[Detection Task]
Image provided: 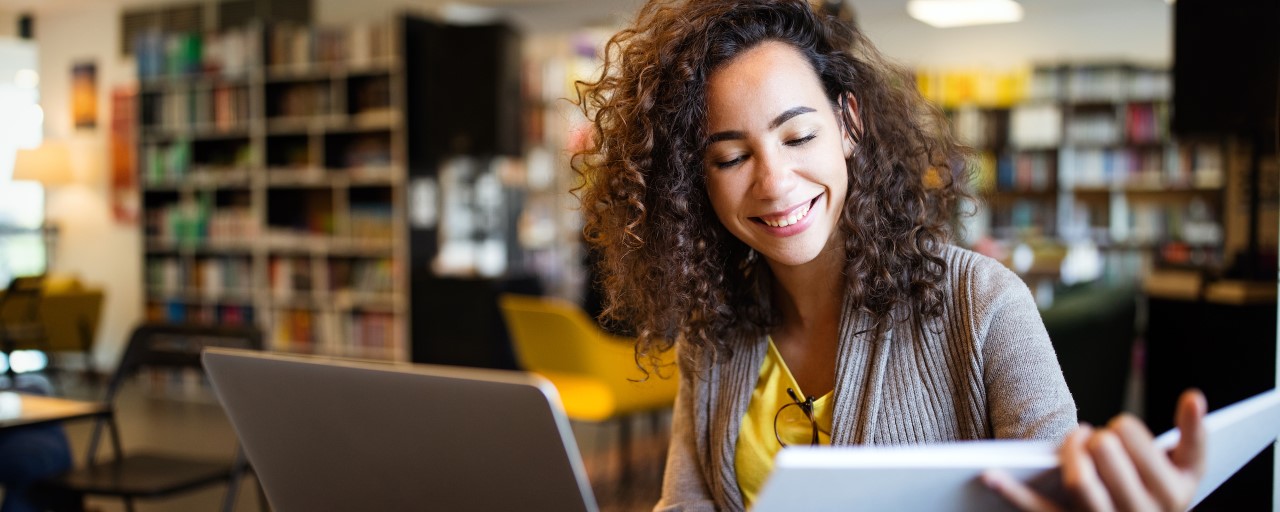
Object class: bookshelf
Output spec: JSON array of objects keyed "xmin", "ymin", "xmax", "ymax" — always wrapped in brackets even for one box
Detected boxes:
[
  {"xmin": 137, "ymin": 20, "xmax": 409, "ymax": 361},
  {"xmin": 929, "ymin": 63, "xmax": 1226, "ymax": 278}
]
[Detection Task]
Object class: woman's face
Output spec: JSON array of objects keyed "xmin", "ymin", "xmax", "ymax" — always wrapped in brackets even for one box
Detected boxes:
[{"xmin": 703, "ymin": 41, "xmax": 852, "ymax": 270}]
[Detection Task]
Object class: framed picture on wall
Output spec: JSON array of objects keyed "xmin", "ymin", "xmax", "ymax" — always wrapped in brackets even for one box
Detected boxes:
[{"xmin": 72, "ymin": 61, "xmax": 97, "ymax": 130}]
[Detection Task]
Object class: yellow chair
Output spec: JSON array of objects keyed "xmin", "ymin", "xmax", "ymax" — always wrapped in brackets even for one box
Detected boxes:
[{"xmin": 498, "ymin": 293, "xmax": 678, "ymax": 483}]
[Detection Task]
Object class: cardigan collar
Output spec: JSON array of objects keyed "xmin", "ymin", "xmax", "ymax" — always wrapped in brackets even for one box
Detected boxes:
[{"xmin": 701, "ymin": 292, "xmax": 893, "ymax": 510}]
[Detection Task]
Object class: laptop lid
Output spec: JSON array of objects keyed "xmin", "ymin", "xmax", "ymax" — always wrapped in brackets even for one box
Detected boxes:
[{"xmin": 203, "ymin": 348, "xmax": 598, "ymax": 512}]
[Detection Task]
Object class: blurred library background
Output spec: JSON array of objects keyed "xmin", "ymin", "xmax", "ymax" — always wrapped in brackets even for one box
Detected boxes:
[{"xmin": 0, "ymin": 0, "xmax": 1276, "ymax": 509}]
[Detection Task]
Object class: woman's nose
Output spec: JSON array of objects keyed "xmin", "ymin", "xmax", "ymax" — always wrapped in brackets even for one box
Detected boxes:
[{"xmin": 752, "ymin": 148, "xmax": 797, "ymax": 200}]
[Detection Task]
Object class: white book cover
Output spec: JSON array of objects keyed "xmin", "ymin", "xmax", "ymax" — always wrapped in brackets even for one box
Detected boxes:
[{"xmin": 754, "ymin": 389, "xmax": 1280, "ymax": 512}]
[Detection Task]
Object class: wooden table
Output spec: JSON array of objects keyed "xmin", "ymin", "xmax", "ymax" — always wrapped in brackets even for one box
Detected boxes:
[{"xmin": 0, "ymin": 391, "xmax": 108, "ymax": 431}]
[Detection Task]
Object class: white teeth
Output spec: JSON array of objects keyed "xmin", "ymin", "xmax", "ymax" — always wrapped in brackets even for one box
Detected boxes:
[{"xmin": 762, "ymin": 201, "xmax": 811, "ymax": 228}]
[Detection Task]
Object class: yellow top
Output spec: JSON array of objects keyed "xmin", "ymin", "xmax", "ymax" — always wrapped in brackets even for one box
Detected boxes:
[{"xmin": 735, "ymin": 337, "xmax": 833, "ymax": 508}]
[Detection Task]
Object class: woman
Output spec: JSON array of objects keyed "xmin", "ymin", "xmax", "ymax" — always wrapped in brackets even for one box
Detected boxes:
[{"xmin": 573, "ymin": 0, "xmax": 1206, "ymax": 510}]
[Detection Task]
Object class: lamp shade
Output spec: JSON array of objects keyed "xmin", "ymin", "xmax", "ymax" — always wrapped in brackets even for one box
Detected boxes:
[{"xmin": 13, "ymin": 142, "xmax": 74, "ymax": 186}]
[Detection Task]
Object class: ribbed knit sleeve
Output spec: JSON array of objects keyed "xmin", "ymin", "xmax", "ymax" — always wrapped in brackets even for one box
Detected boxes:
[
  {"xmin": 958, "ymin": 250, "xmax": 1078, "ymax": 440},
  {"xmin": 654, "ymin": 347, "xmax": 718, "ymax": 512}
]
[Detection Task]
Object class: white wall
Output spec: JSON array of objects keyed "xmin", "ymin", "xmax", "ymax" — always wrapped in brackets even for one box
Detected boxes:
[
  {"xmin": 35, "ymin": 3, "xmax": 141, "ymax": 371},
  {"xmin": 863, "ymin": 2, "xmax": 1172, "ymax": 69},
  {"xmin": 0, "ymin": 10, "xmax": 17, "ymax": 38}
]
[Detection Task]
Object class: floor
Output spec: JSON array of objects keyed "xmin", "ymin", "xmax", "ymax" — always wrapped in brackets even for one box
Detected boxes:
[{"xmin": 26, "ymin": 371, "xmax": 667, "ymax": 512}]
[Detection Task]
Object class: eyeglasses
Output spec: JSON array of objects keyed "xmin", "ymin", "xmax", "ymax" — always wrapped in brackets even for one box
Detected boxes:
[{"xmin": 773, "ymin": 387, "xmax": 822, "ymax": 447}]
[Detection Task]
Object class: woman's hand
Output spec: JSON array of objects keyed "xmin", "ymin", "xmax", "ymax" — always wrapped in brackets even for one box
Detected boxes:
[{"xmin": 983, "ymin": 389, "xmax": 1207, "ymax": 512}]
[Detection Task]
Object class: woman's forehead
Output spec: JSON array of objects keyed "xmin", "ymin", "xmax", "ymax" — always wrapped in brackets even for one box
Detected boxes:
[{"xmin": 705, "ymin": 42, "xmax": 831, "ymax": 128}]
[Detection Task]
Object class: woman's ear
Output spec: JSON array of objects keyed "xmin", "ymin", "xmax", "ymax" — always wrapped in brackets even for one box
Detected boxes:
[{"xmin": 840, "ymin": 93, "xmax": 861, "ymax": 158}]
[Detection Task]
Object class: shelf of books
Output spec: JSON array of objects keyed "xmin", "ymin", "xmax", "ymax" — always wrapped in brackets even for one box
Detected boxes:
[
  {"xmin": 918, "ymin": 63, "xmax": 1226, "ymax": 278},
  {"xmin": 138, "ymin": 19, "xmax": 409, "ymax": 361}
]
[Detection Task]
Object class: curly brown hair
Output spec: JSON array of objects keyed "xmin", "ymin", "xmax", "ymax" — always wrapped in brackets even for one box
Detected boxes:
[{"xmin": 574, "ymin": 0, "xmax": 972, "ymax": 371}]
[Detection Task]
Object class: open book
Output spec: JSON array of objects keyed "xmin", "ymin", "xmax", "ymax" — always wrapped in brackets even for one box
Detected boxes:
[{"xmin": 753, "ymin": 389, "xmax": 1280, "ymax": 512}]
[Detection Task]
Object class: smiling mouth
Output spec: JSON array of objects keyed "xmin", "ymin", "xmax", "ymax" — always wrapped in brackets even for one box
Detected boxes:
[{"xmin": 752, "ymin": 193, "xmax": 823, "ymax": 228}]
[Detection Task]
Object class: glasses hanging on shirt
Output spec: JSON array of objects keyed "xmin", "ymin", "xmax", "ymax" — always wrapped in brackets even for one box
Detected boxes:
[{"xmin": 773, "ymin": 387, "xmax": 822, "ymax": 447}]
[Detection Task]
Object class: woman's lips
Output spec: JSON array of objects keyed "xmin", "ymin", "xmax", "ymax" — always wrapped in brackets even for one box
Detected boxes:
[{"xmin": 751, "ymin": 193, "xmax": 823, "ymax": 237}]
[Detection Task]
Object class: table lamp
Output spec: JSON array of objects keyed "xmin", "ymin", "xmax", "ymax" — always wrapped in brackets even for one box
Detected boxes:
[{"xmin": 12, "ymin": 142, "xmax": 73, "ymax": 271}]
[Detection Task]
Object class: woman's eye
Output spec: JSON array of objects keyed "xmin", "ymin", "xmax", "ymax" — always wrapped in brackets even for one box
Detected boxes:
[
  {"xmin": 785, "ymin": 133, "xmax": 817, "ymax": 146},
  {"xmin": 715, "ymin": 155, "xmax": 746, "ymax": 169}
]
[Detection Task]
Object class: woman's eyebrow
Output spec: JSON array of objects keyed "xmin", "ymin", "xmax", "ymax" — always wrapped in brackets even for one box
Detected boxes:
[
  {"xmin": 769, "ymin": 106, "xmax": 816, "ymax": 129},
  {"xmin": 707, "ymin": 105, "xmax": 818, "ymax": 143}
]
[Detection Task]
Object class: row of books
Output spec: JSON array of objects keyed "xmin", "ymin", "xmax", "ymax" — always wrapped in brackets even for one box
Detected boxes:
[
  {"xmin": 337, "ymin": 133, "xmax": 393, "ymax": 168},
  {"xmin": 349, "ymin": 204, "xmax": 394, "ymax": 239},
  {"xmin": 1062, "ymin": 103, "xmax": 1170, "ymax": 146},
  {"xmin": 273, "ymin": 308, "xmax": 319, "ymax": 349},
  {"xmin": 949, "ymin": 102, "xmax": 1170, "ymax": 150},
  {"xmin": 142, "ymin": 140, "xmax": 192, "ymax": 183},
  {"xmin": 272, "ymin": 256, "xmax": 396, "ymax": 298},
  {"xmin": 1060, "ymin": 147, "xmax": 1224, "ymax": 189},
  {"xmin": 344, "ymin": 311, "xmax": 397, "ymax": 349},
  {"xmin": 269, "ymin": 82, "xmax": 332, "ymax": 118},
  {"xmin": 147, "ymin": 301, "xmax": 256, "ymax": 326},
  {"xmin": 991, "ymin": 199, "xmax": 1057, "ymax": 236},
  {"xmin": 995, "ymin": 151, "xmax": 1056, "ymax": 192},
  {"xmin": 269, "ymin": 309, "xmax": 398, "ymax": 352},
  {"xmin": 136, "ymin": 26, "xmax": 262, "ymax": 79},
  {"xmin": 1062, "ymin": 199, "xmax": 1222, "ymax": 247},
  {"xmin": 1065, "ymin": 113, "xmax": 1122, "ymax": 146},
  {"xmin": 143, "ymin": 139, "xmax": 395, "ymax": 179},
  {"xmin": 270, "ymin": 257, "xmax": 314, "ymax": 299},
  {"xmin": 148, "ymin": 255, "xmax": 394, "ymax": 305},
  {"xmin": 915, "ymin": 68, "xmax": 1028, "ymax": 108},
  {"xmin": 1124, "ymin": 103, "xmax": 1169, "ymax": 145},
  {"xmin": 136, "ymin": 20, "xmax": 397, "ymax": 80},
  {"xmin": 208, "ymin": 207, "xmax": 257, "ymax": 241},
  {"xmin": 1129, "ymin": 201, "xmax": 1222, "ymax": 246},
  {"xmin": 266, "ymin": 21, "xmax": 396, "ymax": 69},
  {"xmin": 954, "ymin": 106, "xmax": 1169, "ymax": 151},
  {"xmin": 144, "ymin": 198, "xmax": 255, "ymax": 245},
  {"xmin": 144, "ymin": 197, "xmax": 208, "ymax": 244},
  {"xmin": 142, "ymin": 85, "xmax": 251, "ymax": 132},
  {"xmin": 336, "ymin": 258, "xmax": 395, "ymax": 295},
  {"xmin": 951, "ymin": 106, "xmax": 1009, "ymax": 149},
  {"xmin": 350, "ymin": 76, "xmax": 392, "ymax": 115},
  {"xmin": 1029, "ymin": 65, "xmax": 1170, "ymax": 103},
  {"xmin": 146, "ymin": 256, "xmax": 254, "ymax": 297}
]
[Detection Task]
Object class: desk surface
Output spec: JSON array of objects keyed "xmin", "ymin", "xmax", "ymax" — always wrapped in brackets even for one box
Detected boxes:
[{"xmin": 0, "ymin": 391, "xmax": 108, "ymax": 430}]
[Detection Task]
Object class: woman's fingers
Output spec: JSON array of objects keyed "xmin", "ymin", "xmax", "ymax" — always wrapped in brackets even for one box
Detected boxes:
[
  {"xmin": 1170, "ymin": 389, "xmax": 1208, "ymax": 477},
  {"xmin": 1060, "ymin": 426, "xmax": 1117, "ymax": 512},
  {"xmin": 1107, "ymin": 414, "xmax": 1188, "ymax": 509},
  {"xmin": 1087, "ymin": 428, "xmax": 1161, "ymax": 511},
  {"xmin": 1038, "ymin": 390, "xmax": 1207, "ymax": 512},
  {"xmin": 981, "ymin": 469, "xmax": 1064, "ymax": 512},
  {"xmin": 1084, "ymin": 389, "xmax": 1206, "ymax": 512}
]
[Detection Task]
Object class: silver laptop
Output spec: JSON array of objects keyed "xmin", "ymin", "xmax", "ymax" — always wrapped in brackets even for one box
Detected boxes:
[{"xmin": 202, "ymin": 348, "xmax": 598, "ymax": 512}]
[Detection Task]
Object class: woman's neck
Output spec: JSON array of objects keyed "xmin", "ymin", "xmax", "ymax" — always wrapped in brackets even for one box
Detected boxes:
[
  {"xmin": 765, "ymin": 244, "xmax": 845, "ymax": 397},
  {"xmin": 767, "ymin": 245, "xmax": 844, "ymax": 340}
]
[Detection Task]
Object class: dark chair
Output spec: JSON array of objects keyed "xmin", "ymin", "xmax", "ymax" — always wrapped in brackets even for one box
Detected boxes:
[
  {"xmin": 1041, "ymin": 282, "xmax": 1138, "ymax": 426},
  {"xmin": 34, "ymin": 323, "xmax": 266, "ymax": 512},
  {"xmin": 0, "ymin": 275, "xmax": 51, "ymax": 382}
]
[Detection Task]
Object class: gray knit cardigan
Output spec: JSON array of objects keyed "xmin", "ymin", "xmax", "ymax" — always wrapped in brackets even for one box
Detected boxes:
[{"xmin": 654, "ymin": 245, "xmax": 1078, "ymax": 511}]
